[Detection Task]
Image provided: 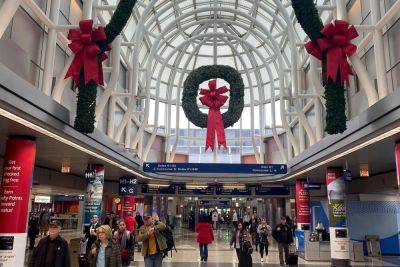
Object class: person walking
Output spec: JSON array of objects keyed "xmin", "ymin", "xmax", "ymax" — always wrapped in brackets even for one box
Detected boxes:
[
  {"xmin": 39, "ymin": 208, "xmax": 50, "ymax": 237},
  {"xmin": 273, "ymin": 216, "xmax": 294, "ymax": 266},
  {"xmin": 29, "ymin": 220, "xmax": 70, "ymax": 267},
  {"xmin": 257, "ymin": 218, "xmax": 272, "ymax": 263},
  {"xmin": 137, "ymin": 214, "xmax": 167, "ymax": 267},
  {"xmin": 230, "ymin": 222, "xmax": 253, "ymax": 267},
  {"xmin": 114, "ymin": 220, "xmax": 133, "ymax": 267},
  {"xmin": 88, "ymin": 225, "xmax": 121, "ymax": 267},
  {"xmin": 212, "ymin": 210, "xmax": 218, "ymax": 230},
  {"xmin": 249, "ymin": 215, "xmax": 259, "ymax": 251},
  {"xmin": 232, "ymin": 210, "xmax": 238, "ymax": 228},
  {"xmin": 28, "ymin": 212, "xmax": 40, "ymax": 250},
  {"xmin": 243, "ymin": 212, "xmax": 251, "ymax": 229},
  {"xmin": 195, "ymin": 215, "xmax": 214, "ymax": 262},
  {"xmin": 85, "ymin": 215, "xmax": 101, "ymax": 256}
]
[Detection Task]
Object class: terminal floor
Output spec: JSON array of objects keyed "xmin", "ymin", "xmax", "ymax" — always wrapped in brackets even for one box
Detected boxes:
[{"xmin": 28, "ymin": 227, "xmax": 400, "ymax": 266}]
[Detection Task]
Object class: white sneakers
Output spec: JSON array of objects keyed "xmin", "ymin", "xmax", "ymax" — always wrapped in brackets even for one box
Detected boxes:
[{"xmin": 261, "ymin": 258, "xmax": 264, "ymax": 263}]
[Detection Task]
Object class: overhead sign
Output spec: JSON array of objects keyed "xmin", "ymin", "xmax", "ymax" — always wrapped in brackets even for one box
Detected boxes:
[
  {"xmin": 34, "ymin": 195, "xmax": 51, "ymax": 203},
  {"xmin": 119, "ymin": 177, "xmax": 138, "ymax": 196},
  {"xmin": 199, "ymin": 199, "xmax": 231, "ymax": 206},
  {"xmin": 216, "ymin": 187, "xmax": 252, "ymax": 196},
  {"xmin": 141, "ymin": 185, "xmax": 176, "ymax": 195},
  {"xmin": 255, "ymin": 186, "xmax": 290, "ymax": 195},
  {"xmin": 143, "ymin": 162, "xmax": 287, "ymax": 174},
  {"xmin": 304, "ymin": 183, "xmax": 322, "ymax": 190},
  {"xmin": 176, "ymin": 185, "xmax": 214, "ymax": 195}
]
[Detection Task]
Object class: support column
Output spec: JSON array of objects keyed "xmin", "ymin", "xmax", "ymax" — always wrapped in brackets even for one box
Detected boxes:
[
  {"xmin": 42, "ymin": 0, "xmax": 60, "ymax": 96},
  {"xmin": 370, "ymin": 0, "xmax": 389, "ymax": 98},
  {"xmin": 394, "ymin": 143, "xmax": 400, "ymax": 193},
  {"xmin": 0, "ymin": 136, "xmax": 36, "ymax": 267},
  {"xmin": 326, "ymin": 167, "xmax": 350, "ymax": 266},
  {"xmin": 83, "ymin": 164, "xmax": 105, "ymax": 225},
  {"xmin": 295, "ymin": 180, "xmax": 310, "ymax": 230}
]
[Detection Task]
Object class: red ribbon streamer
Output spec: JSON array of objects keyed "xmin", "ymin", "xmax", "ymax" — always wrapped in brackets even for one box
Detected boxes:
[
  {"xmin": 199, "ymin": 80, "xmax": 229, "ymax": 151},
  {"xmin": 305, "ymin": 20, "xmax": 358, "ymax": 85},
  {"xmin": 65, "ymin": 20, "xmax": 110, "ymax": 88}
]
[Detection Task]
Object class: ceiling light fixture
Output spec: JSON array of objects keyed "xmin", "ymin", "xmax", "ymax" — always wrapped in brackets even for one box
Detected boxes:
[
  {"xmin": 148, "ymin": 183, "xmax": 170, "ymax": 188},
  {"xmin": 186, "ymin": 183, "xmax": 208, "ymax": 189},
  {"xmin": 0, "ymin": 107, "xmax": 151, "ymax": 180},
  {"xmin": 222, "ymin": 184, "xmax": 246, "ymax": 190}
]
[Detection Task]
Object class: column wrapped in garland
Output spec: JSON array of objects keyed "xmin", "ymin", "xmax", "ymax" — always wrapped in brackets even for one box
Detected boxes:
[
  {"xmin": 292, "ymin": 0, "xmax": 358, "ymax": 134},
  {"xmin": 65, "ymin": 0, "xmax": 137, "ymax": 133}
]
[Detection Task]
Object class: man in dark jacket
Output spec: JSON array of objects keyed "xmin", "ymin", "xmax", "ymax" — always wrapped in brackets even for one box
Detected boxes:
[
  {"xmin": 29, "ymin": 220, "xmax": 70, "ymax": 267},
  {"xmin": 84, "ymin": 214, "xmax": 101, "ymax": 255},
  {"xmin": 273, "ymin": 216, "xmax": 294, "ymax": 266},
  {"xmin": 28, "ymin": 212, "xmax": 40, "ymax": 250}
]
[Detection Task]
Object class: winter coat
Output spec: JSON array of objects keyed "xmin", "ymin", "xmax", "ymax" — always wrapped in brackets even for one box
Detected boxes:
[
  {"xmin": 230, "ymin": 229, "xmax": 251, "ymax": 249},
  {"xmin": 196, "ymin": 222, "xmax": 214, "ymax": 244},
  {"xmin": 136, "ymin": 221, "xmax": 167, "ymax": 257},
  {"xmin": 88, "ymin": 240, "xmax": 121, "ymax": 267},
  {"xmin": 29, "ymin": 235, "xmax": 70, "ymax": 267},
  {"xmin": 273, "ymin": 223, "xmax": 294, "ymax": 244}
]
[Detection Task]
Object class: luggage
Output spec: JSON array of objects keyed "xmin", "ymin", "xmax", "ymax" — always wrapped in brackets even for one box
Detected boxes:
[{"xmin": 288, "ymin": 254, "xmax": 298, "ymax": 266}]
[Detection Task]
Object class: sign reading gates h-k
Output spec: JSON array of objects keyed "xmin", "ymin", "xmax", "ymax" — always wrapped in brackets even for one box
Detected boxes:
[
  {"xmin": 143, "ymin": 162, "xmax": 287, "ymax": 174},
  {"xmin": 119, "ymin": 177, "xmax": 138, "ymax": 196}
]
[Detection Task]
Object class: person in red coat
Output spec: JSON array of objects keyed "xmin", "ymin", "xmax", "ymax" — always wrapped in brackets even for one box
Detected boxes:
[
  {"xmin": 196, "ymin": 214, "xmax": 214, "ymax": 262},
  {"xmin": 124, "ymin": 211, "xmax": 137, "ymax": 232}
]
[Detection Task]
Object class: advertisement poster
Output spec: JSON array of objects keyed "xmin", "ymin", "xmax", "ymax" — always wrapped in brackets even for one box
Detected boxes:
[
  {"xmin": 295, "ymin": 180, "xmax": 310, "ymax": 227},
  {"xmin": 0, "ymin": 138, "xmax": 36, "ymax": 267},
  {"xmin": 83, "ymin": 165, "xmax": 104, "ymax": 224},
  {"xmin": 326, "ymin": 167, "xmax": 349, "ymax": 260}
]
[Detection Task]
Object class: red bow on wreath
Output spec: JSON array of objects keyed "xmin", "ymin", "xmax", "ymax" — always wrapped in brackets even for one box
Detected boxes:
[
  {"xmin": 199, "ymin": 80, "xmax": 229, "ymax": 151},
  {"xmin": 305, "ymin": 20, "xmax": 358, "ymax": 85},
  {"xmin": 65, "ymin": 20, "xmax": 111, "ymax": 88}
]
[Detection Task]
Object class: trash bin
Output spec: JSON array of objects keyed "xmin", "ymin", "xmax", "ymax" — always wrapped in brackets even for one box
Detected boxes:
[
  {"xmin": 349, "ymin": 240, "xmax": 364, "ymax": 262},
  {"xmin": 365, "ymin": 235, "xmax": 381, "ymax": 257}
]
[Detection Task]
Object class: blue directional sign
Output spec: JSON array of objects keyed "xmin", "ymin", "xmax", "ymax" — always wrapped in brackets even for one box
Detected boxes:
[
  {"xmin": 216, "ymin": 187, "xmax": 252, "ymax": 196},
  {"xmin": 143, "ymin": 162, "xmax": 287, "ymax": 174},
  {"xmin": 119, "ymin": 177, "xmax": 138, "ymax": 195},
  {"xmin": 255, "ymin": 186, "xmax": 290, "ymax": 196},
  {"xmin": 304, "ymin": 183, "xmax": 322, "ymax": 190}
]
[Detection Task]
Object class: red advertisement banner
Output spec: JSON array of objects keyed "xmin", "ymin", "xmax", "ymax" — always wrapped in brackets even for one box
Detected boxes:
[
  {"xmin": 0, "ymin": 138, "xmax": 36, "ymax": 233},
  {"xmin": 295, "ymin": 180, "xmax": 310, "ymax": 224}
]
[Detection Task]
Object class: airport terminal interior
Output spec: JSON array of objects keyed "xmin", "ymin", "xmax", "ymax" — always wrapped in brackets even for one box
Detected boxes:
[{"xmin": 1, "ymin": 0, "xmax": 400, "ymax": 266}]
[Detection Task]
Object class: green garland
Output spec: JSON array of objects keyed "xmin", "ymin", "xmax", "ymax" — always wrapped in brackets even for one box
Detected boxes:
[
  {"xmin": 182, "ymin": 65, "xmax": 244, "ymax": 128},
  {"xmin": 292, "ymin": 0, "xmax": 347, "ymax": 134},
  {"xmin": 74, "ymin": 0, "xmax": 137, "ymax": 133}
]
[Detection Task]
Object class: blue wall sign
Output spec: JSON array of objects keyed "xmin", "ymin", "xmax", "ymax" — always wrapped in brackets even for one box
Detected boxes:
[
  {"xmin": 143, "ymin": 162, "xmax": 287, "ymax": 174},
  {"xmin": 119, "ymin": 177, "xmax": 138, "ymax": 195},
  {"xmin": 255, "ymin": 186, "xmax": 290, "ymax": 196},
  {"xmin": 199, "ymin": 200, "xmax": 231, "ymax": 206}
]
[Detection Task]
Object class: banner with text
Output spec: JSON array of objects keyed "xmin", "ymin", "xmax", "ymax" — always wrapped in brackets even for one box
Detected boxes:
[
  {"xmin": 295, "ymin": 180, "xmax": 310, "ymax": 228},
  {"xmin": 0, "ymin": 137, "xmax": 36, "ymax": 267},
  {"xmin": 326, "ymin": 167, "xmax": 349, "ymax": 260},
  {"xmin": 83, "ymin": 165, "xmax": 105, "ymax": 225}
]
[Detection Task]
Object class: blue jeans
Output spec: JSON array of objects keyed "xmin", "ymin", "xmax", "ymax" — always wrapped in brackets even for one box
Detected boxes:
[
  {"xmin": 199, "ymin": 243, "xmax": 208, "ymax": 260},
  {"xmin": 144, "ymin": 252, "xmax": 163, "ymax": 267}
]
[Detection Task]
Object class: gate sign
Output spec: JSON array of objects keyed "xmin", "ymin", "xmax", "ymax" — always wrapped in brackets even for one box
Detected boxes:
[
  {"xmin": 143, "ymin": 162, "xmax": 287, "ymax": 174},
  {"xmin": 119, "ymin": 177, "xmax": 138, "ymax": 196}
]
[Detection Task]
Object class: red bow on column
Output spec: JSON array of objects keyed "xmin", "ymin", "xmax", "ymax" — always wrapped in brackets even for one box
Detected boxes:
[
  {"xmin": 199, "ymin": 80, "xmax": 229, "ymax": 151},
  {"xmin": 305, "ymin": 20, "xmax": 358, "ymax": 85},
  {"xmin": 65, "ymin": 20, "xmax": 111, "ymax": 88}
]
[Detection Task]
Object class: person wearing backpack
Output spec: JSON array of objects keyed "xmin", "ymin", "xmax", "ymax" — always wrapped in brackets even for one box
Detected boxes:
[
  {"xmin": 273, "ymin": 216, "xmax": 294, "ymax": 266},
  {"xmin": 195, "ymin": 214, "xmax": 214, "ymax": 262},
  {"xmin": 136, "ymin": 214, "xmax": 167, "ymax": 267},
  {"xmin": 161, "ymin": 217, "xmax": 177, "ymax": 258}
]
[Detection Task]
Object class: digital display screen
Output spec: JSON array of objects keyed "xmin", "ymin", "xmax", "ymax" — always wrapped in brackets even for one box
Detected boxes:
[
  {"xmin": 0, "ymin": 236, "xmax": 14, "ymax": 250},
  {"xmin": 335, "ymin": 229, "xmax": 348, "ymax": 238}
]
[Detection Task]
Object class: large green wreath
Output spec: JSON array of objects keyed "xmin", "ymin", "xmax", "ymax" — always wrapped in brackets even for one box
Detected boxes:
[
  {"xmin": 182, "ymin": 65, "xmax": 244, "ymax": 128},
  {"xmin": 74, "ymin": 0, "xmax": 137, "ymax": 133},
  {"xmin": 292, "ymin": 0, "xmax": 347, "ymax": 134}
]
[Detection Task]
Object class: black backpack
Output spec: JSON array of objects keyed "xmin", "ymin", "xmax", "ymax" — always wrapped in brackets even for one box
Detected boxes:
[{"xmin": 162, "ymin": 225, "xmax": 177, "ymax": 257}]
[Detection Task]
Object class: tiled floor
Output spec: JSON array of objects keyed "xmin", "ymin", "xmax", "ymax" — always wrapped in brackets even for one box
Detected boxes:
[{"xmin": 27, "ymin": 227, "xmax": 400, "ymax": 266}]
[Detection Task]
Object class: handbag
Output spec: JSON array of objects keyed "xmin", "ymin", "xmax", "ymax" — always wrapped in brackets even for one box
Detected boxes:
[
  {"xmin": 120, "ymin": 248, "xmax": 129, "ymax": 260},
  {"xmin": 243, "ymin": 241, "xmax": 253, "ymax": 255}
]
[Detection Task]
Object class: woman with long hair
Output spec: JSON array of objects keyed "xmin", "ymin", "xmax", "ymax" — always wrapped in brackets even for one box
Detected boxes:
[
  {"xmin": 114, "ymin": 220, "xmax": 133, "ymax": 266},
  {"xmin": 88, "ymin": 225, "xmax": 121, "ymax": 267},
  {"xmin": 195, "ymin": 214, "xmax": 214, "ymax": 262},
  {"xmin": 230, "ymin": 222, "xmax": 252, "ymax": 267},
  {"xmin": 257, "ymin": 218, "xmax": 272, "ymax": 263}
]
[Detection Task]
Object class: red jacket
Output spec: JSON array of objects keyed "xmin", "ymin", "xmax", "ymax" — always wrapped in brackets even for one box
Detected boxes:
[
  {"xmin": 196, "ymin": 222, "xmax": 214, "ymax": 244},
  {"xmin": 124, "ymin": 216, "xmax": 137, "ymax": 232}
]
